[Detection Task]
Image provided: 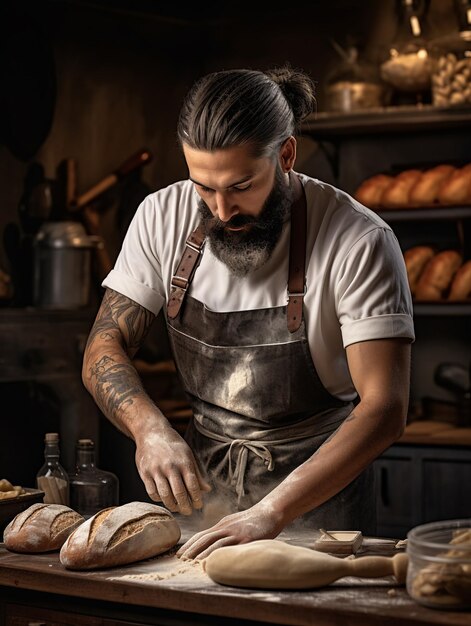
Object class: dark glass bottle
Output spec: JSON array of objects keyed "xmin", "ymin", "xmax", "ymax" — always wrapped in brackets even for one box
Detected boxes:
[
  {"xmin": 69, "ymin": 439, "xmax": 119, "ymax": 518},
  {"xmin": 36, "ymin": 432, "xmax": 69, "ymax": 505}
]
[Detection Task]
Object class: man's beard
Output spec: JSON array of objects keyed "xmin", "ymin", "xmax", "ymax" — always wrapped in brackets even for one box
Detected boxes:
[{"xmin": 198, "ymin": 168, "xmax": 294, "ymax": 277}]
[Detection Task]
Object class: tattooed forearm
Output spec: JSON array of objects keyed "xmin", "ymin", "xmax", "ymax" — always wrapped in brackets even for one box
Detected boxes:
[
  {"xmin": 87, "ymin": 289, "xmax": 155, "ymax": 355},
  {"xmin": 82, "ymin": 289, "xmax": 159, "ymax": 437},
  {"xmin": 90, "ymin": 354, "xmax": 147, "ymax": 421}
]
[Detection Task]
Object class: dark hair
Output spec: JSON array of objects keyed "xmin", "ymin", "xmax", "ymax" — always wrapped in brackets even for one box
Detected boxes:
[{"xmin": 177, "ymin": 65, "xmax": 316, "ymax": 158}]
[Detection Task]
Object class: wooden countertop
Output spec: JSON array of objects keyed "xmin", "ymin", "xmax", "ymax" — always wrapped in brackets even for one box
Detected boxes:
[
  {"xmin": 398, "ymin": 420, "xmax": 471, "ymax": 447},
  {"xmin": 0, "ymin": 524, "xmax": 469, "ymax": 626}
]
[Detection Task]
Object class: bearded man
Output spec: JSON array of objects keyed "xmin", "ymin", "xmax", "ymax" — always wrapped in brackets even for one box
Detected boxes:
[{"xmin": 82, "ymin": 66, "xmax": 414, "ymax": 559}]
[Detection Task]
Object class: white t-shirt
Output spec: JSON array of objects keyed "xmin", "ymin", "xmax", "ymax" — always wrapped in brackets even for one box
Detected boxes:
[{"xmin": 103, "ymin": 172, "xmax": 415, "ymax": 401}]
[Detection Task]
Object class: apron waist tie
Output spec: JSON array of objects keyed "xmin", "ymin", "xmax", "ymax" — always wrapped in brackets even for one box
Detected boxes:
[
  {"xmin": 228, "ymin": 439, "xmax": 275, "ymax": 501},
  {"xmin": 193, "ymin": 418, "xmax": 326, "ymax": 505}
]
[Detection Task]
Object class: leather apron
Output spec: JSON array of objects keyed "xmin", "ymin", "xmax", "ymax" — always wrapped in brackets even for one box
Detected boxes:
[{"xmin": 166, "ymin": 175, "xmax": 376, "ymax": 533}]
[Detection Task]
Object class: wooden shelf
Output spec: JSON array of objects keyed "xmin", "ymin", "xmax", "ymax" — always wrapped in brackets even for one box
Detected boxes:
[
  {"xmin": 375, "ymin": 205, "xmax": 471, "ymax": 222},
  {"xmin": 413, "ymin": 302, "xmax": 471, "ymax": 316},
  {"xmin": 301, "ymin": 105, "xmax": 471, "ymax": 138}
]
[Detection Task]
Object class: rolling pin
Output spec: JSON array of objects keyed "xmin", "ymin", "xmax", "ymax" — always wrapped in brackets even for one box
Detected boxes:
[{"xmin": 203, "ymin": 539, "xmax": 408, "ymax": 590}]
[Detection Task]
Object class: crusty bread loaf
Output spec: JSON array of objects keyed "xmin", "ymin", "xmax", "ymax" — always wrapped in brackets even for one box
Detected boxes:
[
  {"xmin": 448, "ymin": 260, "xmax": 471, "ymax": 301},
  {"xmin": 437, "ymin": 163, "xmax": 471, "ymax": 205},
  {"xmin": 403, "ymin": 246, "xmax": 435, "ymax": 295},
  {"xmin": 59, "ymin": 501, "xmax": 181, "ymax": 570},
  {"xmin": 415, "ymin": 250, "xmax": 463, "ymax": 300},
  {"xmin": 409, "ymin": 165, "xmax": 456, "ymax": 206},
  {"xmin": 3, "ymin": 503, "xmax": 84, "ymax": 553},
  {"xmin": 354, "ymin": 174, "xmax": 394, "ymax": 207},
  {"xmin": 380, "ymin": 169, "xmax": 423, "ymax": 207}
]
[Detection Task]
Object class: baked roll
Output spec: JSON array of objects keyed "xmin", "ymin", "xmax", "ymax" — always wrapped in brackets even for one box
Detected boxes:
[
  {"xmin": 448, "ymin": 260, "xmax": 471, "ymax": 301},
  {"xmin": 380, "ymin": 169, "xmax": 422, "ymax": 208},
  {"xmin": 354, "ymin": 174, "xmax": 394, "ymax": 208},
  {"xmin": 409, "ymin": 165, "xmax": 456, "ymax": 206},
  {"xmin": 415, "ymin": 250, "xmax": 463, "ymax": 300},
  {"xmin": 403, "ymin": 246, "xmax": 435, "ymax": 295},
  {"xmin": 437, "ymin": 163, "xmax": 471, "ymax": 205}
]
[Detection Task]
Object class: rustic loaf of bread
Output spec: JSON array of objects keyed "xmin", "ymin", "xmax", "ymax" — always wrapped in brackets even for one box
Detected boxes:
[
  {"xmin": 3, "ymin": 503, "xmax": 84, "ymax": 553},
  {"xmin": 415, "ymin": 250, "xmax": 463, "ymax": 300},
  {"xmin": 380, "ymin": 169, "xmax": 423, "ymax": 207},
  {"xmin": 409, "ymin": 165, "xmax": 456, "ymax": 206},
  {"xmin": 448, "ymin": 260, "xmax": 471, "ymax": 301},
  {"xmin": 437, "ymin": 163, "xmax": 471, "ymax": 205},
  {"xmin": 354, "ymin": 174, "xmax": 394, "ymax": 207},
  {"xmin": 59, "ymin": 501, "xmax": 181, "ymax": 570}
]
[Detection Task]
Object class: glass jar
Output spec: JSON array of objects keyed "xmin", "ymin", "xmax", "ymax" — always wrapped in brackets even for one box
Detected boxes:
[
  {"xmin": 380, "ymin": 0, "xmax": 433, "ymax": 102},
  {"xmin": 407, "ymin": 519, "xmax": 471, "ymax": 610},
  {"xmin": 36, "ymin": 432, "xmax": 69, "ymax": 505},
  {"xmin": 325, "ymin": 46, "xmax": 385, "ymax": 113},
  {"xmin": 430, "ymin": 30, "xmax": 471, "ymax": 107},
  {"xmin": 69, "ymin": 439, "xmax": 119, "ymax": 518}
]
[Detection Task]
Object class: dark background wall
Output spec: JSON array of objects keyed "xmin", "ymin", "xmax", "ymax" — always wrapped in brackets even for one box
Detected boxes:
[{"xmin": 0, "ymin": 0, "xmax": 457, "ymax": 268}]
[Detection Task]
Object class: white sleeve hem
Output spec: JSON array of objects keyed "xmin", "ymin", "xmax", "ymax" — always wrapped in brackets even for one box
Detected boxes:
[
  {"xmin": 341, "ymin": 314, "xmax": 415, "ymax": 348},
  {"xmin": 102, "ymin": 269, "xmax": 165, "ymax": 315}
]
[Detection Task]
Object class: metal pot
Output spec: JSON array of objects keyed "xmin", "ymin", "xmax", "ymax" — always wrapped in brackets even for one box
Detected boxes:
[{"xmin": 33, "ymin": 221, "xmax": 102, "ymax": 309}]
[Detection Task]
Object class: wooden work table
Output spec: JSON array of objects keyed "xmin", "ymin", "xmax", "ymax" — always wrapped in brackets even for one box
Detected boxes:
[{"xmin": 0, "ymin": 522, "xmax": 470, "ymax": 626}]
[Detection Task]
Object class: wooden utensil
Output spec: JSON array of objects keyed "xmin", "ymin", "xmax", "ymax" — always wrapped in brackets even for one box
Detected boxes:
[{"xmin": 204, "ymin": 539, "xmax": 409, "ymax": 590}]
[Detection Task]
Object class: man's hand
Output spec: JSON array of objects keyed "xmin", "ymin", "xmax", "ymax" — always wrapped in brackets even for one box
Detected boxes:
[
  {"xmin": 135, "ymin": 422, "xmax": 211, "ymax": 516},
  {"xmin": 176, "ymin": 502, "xmax": 284, "ymax": 560}
]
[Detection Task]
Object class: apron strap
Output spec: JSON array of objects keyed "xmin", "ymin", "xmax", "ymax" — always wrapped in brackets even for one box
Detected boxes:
[
  {"xmin": 167, "ymin": 224, "xmax": 206, "ymax": 319},
  {"xmin": 167, "ymin": 173, "xmax": 307, "ymax": 329},
  {"xmin": 287, "ymin": 172, "xmax": 307, "ymax": 333}
]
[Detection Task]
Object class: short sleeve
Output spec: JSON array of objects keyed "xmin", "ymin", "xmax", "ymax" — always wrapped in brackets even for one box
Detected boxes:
[
  {"xmin": 336, "ymin": 227, "xmax": 415, "ymax": 348},
  {"xmin": 102, "ymin": 195, "xmax": 165, "ymax": 315}
]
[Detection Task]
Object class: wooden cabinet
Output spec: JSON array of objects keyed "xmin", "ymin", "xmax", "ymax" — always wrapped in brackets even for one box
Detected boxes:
[{"xmin": 374, "ymin": 444, "xmax": 471, "ymax": 539}]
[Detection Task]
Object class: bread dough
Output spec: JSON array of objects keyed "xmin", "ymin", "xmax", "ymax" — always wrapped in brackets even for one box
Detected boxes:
[{"xmin": 204, "ymin": 539, "xmax": 408, "ymax": 589}]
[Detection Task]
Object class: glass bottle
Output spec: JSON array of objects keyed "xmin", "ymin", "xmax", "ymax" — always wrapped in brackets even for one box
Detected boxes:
[
  {"xmin": 380, "ymin": 0, "xmax": 433, "ymax": 104},
  {"xmin": 69, "ymin": 439, "xmax": 119, "ymax": 518},
  {"xmin": 36, "ymin": 432, "xmax": 70, "ymax": 505}
]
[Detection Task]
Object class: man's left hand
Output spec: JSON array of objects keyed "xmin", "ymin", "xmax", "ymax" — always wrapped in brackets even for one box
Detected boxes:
[{"xmin": 176, "ymin": 502, "xmax": 284, "ymax": 560}]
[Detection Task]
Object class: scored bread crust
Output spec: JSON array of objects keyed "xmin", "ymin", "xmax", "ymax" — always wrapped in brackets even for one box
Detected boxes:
[
  {"xmin": 3, "ymin": 503, "xmax": 84, "ymax": 553},
  {"xmin": 448, "ymin": 260, "xmax": 471, "ymax": 301},
  {"xmin": 59, "ymin": 501, "xmax": 181, "ymax": 570},
  {"xmin": 415, "ymin": 250, "xmax": 463, "ymax": 301}
]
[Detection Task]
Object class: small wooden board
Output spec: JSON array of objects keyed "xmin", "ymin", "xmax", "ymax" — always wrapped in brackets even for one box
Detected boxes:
[{"xmin": 312, "ymin": 531, "xmax": 363, "ymax": 555}]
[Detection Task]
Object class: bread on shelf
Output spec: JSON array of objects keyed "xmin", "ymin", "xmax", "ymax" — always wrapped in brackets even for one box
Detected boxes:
[
  {"xmin": 437, "ymin": 163, "xmax": 471, "ymax": 205},
  {"xmin": 354, "ymin": 174, "xmax": 394, "ymax": 207},
  {"xmin": 353, "ymin": 162, "xmax": 471, "ymax": 209},
  {"xmin": 404, "ymin": 246, "xmax": 435, "ymax": 295},
  {"xmin": 380, "ymin": 169, "xmax": 422, "ymax": 208},
  {"xmin": 448, "ymin": 260, "xmax": 471, "ymax": 301},
  {"xmin": 409, "ymin": 165, "xmax": 456, "ymax": 206},
  {"xmin": 415, "ymin": 250, "xmax": 463, "ymax": 301}
]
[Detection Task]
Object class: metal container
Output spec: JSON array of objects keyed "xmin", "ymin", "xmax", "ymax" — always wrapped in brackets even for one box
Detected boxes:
[{"xmin": 33, "ymin": 221, "xmax": 101, "ymax": 309}]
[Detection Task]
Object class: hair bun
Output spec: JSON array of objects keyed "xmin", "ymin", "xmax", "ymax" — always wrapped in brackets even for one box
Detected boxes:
[{"xmin": 265, "ymin": 65, "xmax": 317, "ymax": 126}]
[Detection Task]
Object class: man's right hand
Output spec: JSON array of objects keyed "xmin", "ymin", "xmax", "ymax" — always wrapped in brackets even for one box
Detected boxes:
[{"xmin": 134, "ymin": 421, "xmax": 211, "ymax": 516}]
